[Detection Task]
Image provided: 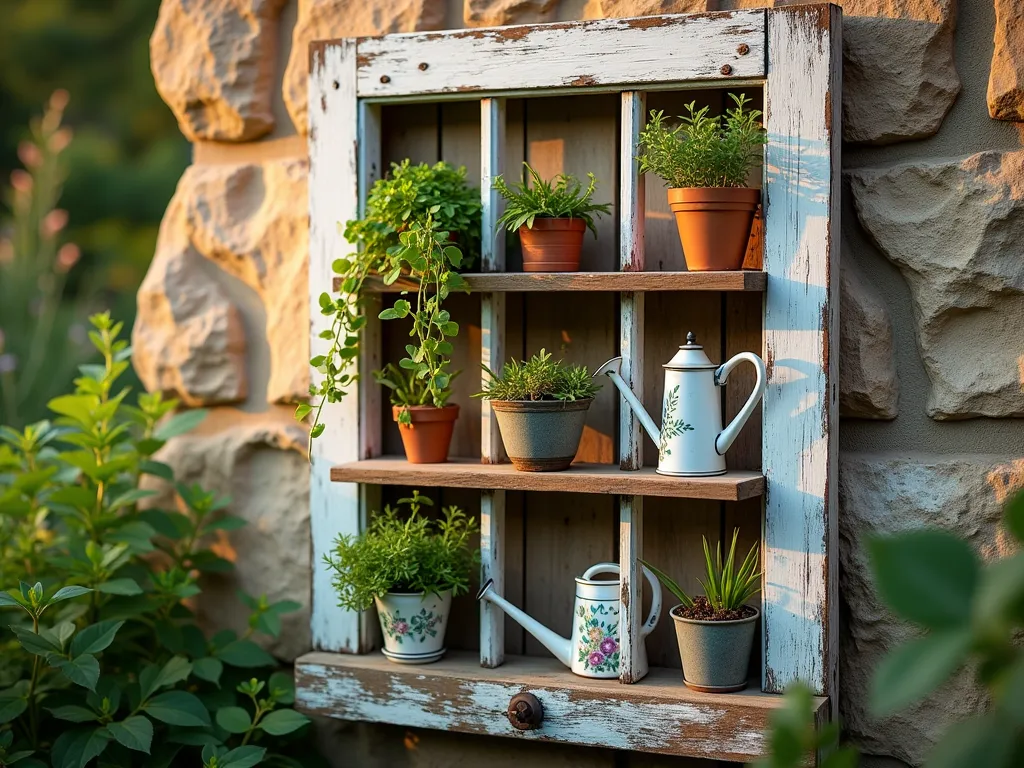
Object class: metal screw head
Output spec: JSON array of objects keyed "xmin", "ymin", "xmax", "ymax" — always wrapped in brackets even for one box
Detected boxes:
[
  {"xmin": 507, "ymin": 693, "xmax": 543, "ymax": 731},
  {"xmin": 737, "ymin": 43, "xmax": 750, "ymax": 55},
  {"xmin": 380, "ymin": 75, "xmax": 391, "ymax": 84},
  {"xmin": 331, "ymin": 80, "xmax": 339, "ymax": 90},
  {"xmin": 720, "ymin": 64, "xmax": 733, "ymax": 76},
  {"xmin": 418, "ymin": 62, "xmax": 429, "ymax": 71}
]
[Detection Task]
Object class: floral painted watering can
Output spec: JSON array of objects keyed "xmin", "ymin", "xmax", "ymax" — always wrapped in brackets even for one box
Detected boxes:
[
  {"xmin": 477, "ymin": 563, "xmax": 661, "ymax": 679},
  {"xmin": 596, "ymin": 332, "xmax": 766, "ymax": 477}
]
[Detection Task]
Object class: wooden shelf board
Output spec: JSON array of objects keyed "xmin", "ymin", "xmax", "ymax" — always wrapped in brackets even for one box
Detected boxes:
[
  {"xmin": 296, "ymin": 651, "xmax": 825, "ymax": 761},
  {"xmin": 333, "ymin": 271, "xmax": 766, "ymax": 294},
  {"xmin": 330, "ymin": 457, "xmax": 763, "ymax": 501}
]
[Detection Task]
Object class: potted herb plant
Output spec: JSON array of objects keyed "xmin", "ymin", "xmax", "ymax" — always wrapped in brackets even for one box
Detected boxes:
[
  {"xmin": 642, "ymin": 529, "xmax": 760, "ymax": 692},
  {"xmin": 493, "ymin": 162, "xmax": 611, "ymax": 272},
  {"xmin": 324, "ymin": 491, "xmax": 479, "ymax": 664},
  {"xmin": 376, "ymin": 216, "xmax": 467, "ymax": 463},
  {"xmin": 300, "ymin": 161, "xmax": 478, "ymax": 450},
  {"xmin": 636, "ymin": 93, "xmax": 767, "ymax": 271},
  {"xmin": 475, "ymin": 349, "xmax": 601, "ymax": 471}
]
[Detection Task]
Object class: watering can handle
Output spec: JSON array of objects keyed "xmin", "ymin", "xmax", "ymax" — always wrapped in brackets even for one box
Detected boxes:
[
  {"xmin": 714, "ymin": 351, "xmax": 767, "ymax": 456},
  {"xmin": 580, "ymin": 563, "xmax": 662, "ymax": 637}
]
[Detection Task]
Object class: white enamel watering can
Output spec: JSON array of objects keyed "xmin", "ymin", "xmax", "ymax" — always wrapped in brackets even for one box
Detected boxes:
[
  {"xmin": 596, "ymin": 332, "xmax": 766, "ymax": 477},
  {"xmin": 477, "ymin": 562, "xmax": 662, "ymax": 679}
]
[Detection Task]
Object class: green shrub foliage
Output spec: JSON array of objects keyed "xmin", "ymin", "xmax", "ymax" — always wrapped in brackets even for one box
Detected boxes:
[
  {"xmin": 0, "ymin": 313, "xmax": 314, "ymax": 768},
  {"xmin": 492, "ymin": 163, "xmax": 611, "ymax": 237},
  {"xmin": 475, "ymin": 349, "xmax": 600, "ymax": 402},
  {"xmin": 324, "ymin": 491, "xmax": 478, "ymax": 612},
  {"xmin": 636, "ymin": 93, "xmax": 767, "ymax": 189}
]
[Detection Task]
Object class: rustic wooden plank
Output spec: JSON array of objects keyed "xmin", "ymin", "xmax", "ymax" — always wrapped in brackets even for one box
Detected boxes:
[
  {"xmin": 295, "ymin": 650, "xmax": 828, "ymax": 761},
  {"xmin": 346, "ymin": 271, "xmax": 767, "ymax": 293},
  {"xmin": 480, "ymin": 489, "xmax": 506, "ymax": 667},
  {"xmin": 761, "ymin": 4, "xmax": 841, "ymax": 698},
  {"xmin": 308, "ymin": 40, "xmax": 361, "ymax": 653},
  {"xmin": 353, "ymin": 11, "xmax": 767, "ymax": 98},
  {"xmin": 330, "ymin": 457, "xmax": 764, "ymax": 501},
  {"xmin": 618, "ymin": 495, "xmax": 645, "ymax": 684}
]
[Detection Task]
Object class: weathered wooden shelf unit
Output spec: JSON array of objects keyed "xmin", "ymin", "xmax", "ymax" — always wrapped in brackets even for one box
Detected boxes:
[{"xmin": 299, "ymin": 5, "xmax": 840, "ymax": 762}]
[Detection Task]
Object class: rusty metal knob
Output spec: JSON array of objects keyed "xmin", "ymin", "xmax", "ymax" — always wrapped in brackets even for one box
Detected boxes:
[
  {"xmin": 507, "ymin": 692, "xmax": 543, "ymax": 731},
  {"xmin": 720, "ymin": 64, "xmax": 733, "ymax": 76}
]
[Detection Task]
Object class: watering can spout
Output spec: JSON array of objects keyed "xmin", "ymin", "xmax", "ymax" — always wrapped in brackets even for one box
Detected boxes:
[
  {"xmin": 594, "ymin": 356, "xmax": 661, "ymax": 445},
  {"xmin": 477, "ymin": 580, "xmax": 572, "ymax": 668}
]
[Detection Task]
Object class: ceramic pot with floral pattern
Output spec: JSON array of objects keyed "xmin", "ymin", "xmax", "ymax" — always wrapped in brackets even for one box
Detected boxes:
[{"xmin": 373, "ymin": 590, "xmax": 452, "ymax": 664}]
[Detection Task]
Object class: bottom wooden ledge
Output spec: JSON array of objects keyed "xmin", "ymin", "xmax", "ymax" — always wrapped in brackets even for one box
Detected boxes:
[{"xmin": 295, "ymin": 651, "xmax": 827, "ymax": 761}]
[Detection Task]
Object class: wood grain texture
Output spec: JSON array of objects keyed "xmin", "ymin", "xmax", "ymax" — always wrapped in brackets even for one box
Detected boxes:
[
  {"xmin": 330, "ymin": 457, "xmax": 764, "ymax": 501},
  {"xmin": 348, "ymin": 271, "xmax": 767, "ymax": 293},
  {"xmin": 761, "ymin": 4, "xmax": 840, "ymax": 698},
  {"xmin": 295, "ymin": 651, "xmax": 828, "ymax": 760},
  {"xmin": 354, "ymin": 11, "xmax": 766, "ymax": 98},
  {"xmin": 618, "ymin": 495, "xmax": 645, "ymax": 684},
  {"xmin": 480, "ymin": 489, "xmax": 506, "ymax": 667},
  {"xmin": 308, "ymin": 41, "xmax": 361, "ymax": 653}
]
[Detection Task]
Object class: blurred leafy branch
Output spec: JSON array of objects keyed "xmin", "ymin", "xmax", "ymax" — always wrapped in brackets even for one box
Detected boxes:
[
  {"xmin": 0, "ymin": 313, "xmax": 316, "ymax": 767},
  {"xmin": 754, "ymin": 487, "xmax": 1024, "ymax": 768}
]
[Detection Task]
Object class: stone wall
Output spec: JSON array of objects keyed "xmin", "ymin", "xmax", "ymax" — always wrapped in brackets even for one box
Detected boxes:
[{"xmin": 138, "ymin": 1, "xmax": 1024, "ymax": 765}]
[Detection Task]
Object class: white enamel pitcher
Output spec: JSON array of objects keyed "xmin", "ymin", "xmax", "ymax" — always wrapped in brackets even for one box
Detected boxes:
[
  {"xmin": 596, "ymin": 332, "xmax": 766, "ymax": 477},
  {"xmin": 477, "ymin": 563, "xmax": 662, "ymax": 680}
]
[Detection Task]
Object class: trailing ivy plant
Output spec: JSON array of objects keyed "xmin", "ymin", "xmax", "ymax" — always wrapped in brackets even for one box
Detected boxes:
[
  {"xmin": 493, "ymin": 163, "xmax": 611, "ymax": 237},
  {"xmin": 0, "ymin": 313, "xmax": 314, "ymax": 768},
  {"xmin": 475, "ymin": 349, "xmax": 600, "ymax": 402},
  {"xmin": 324, "ymin": 491, "xmax": 479, "ymax": 612},
  {"xmin": 636, "ymin": 93, "xmax": 766, "ymax": 189},
  {"xmin": 300, "ymin": 164, "xmax": 475, "ymax": 444}
]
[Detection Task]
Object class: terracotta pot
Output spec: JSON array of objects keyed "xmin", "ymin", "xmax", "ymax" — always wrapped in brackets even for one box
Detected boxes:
[
  {"xmin": 668, "ymin": 188, "xmax": 759, "ymax": 271},
  {"xmin": 393, "ymin": 405, "xmax": 459, "ymax": 464},
  {"xmin": 518, "ymin": 218, "xmax": 586, "ymax": 272},
  {"xmin": 491, "ymin": 399, "xmax": 592, "ymax": 471},
  {"xmin": 672, "ymin": 605, "xmax": 759, "ymax": 693}
]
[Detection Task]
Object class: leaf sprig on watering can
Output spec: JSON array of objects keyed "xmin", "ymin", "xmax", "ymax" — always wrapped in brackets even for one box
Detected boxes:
[
  {"xmin": 474, "ymin": 349, "xmax": 601, "ymax": 402},
  {"xmin": 642, "ymin": 529, "xmax": 760, "ymax": 613},
  {"xmin": 324, "ymin": 491, "xmax": 479, "ymax": 612},
  {"xmin": 492, "ymin": 162, "xmax": 611, "ymax": 237},
  {"xmin": 376, "ymin": 215, "xmax": 467, "ymax": 425},
  {"xmin": 636, "ymin": 93, "xmax": 767, "ymax": 189}
]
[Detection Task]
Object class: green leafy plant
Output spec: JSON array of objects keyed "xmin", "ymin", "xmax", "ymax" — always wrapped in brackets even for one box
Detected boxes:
[
  {"xmin": 1, "ymin": 92, "xmax": 98, "ymax": 429},
  {"xmin": 474, "ymin": 349, "xmax": 600, "ymax": 402},
  {"xmin": 0, "ymin": 313, "xmax": 313, "ymax": 767},
  {"xmin": 373, "ymin": 363, "xmax": 459, "ymax": 410},
  {"xmin": 642, "ymin": 529, "xmax": 760, "ymax": 615},
  {"xmin": 636, "ymin": 93, "xmax": 767, "ymax": 189},
  {"xmin": 493, "ymin": 163, "xmax": 611, "ymax": 238},
  {"xmin": 750, "ymin": 683, "xmax": 857, "ymax": 768},
  {"xmin": 324, "ymin": 491, "xmax": 479, "ymax": 612}
]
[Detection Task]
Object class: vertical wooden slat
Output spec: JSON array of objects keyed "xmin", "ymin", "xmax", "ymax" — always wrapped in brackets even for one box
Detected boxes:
[
  {"xmin": 480, "ymin": 97, "xmax": 507, "ymax": 668},
  {"xmin": 762, "ymin": 4, "xmax": 841, "ymax": 698},
  {"xmin": 618, "ymin": 91, "xmax": 646, "ymax": 685},
  {"xmin": 308, "ymin": 41, "xmax": 360, "ymax": 653}
]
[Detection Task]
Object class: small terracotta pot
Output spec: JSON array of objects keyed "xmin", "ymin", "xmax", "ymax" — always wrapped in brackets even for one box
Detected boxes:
[
  {"xmin": 668, "ymin": 188, "xmax": 759, "ymax": 271},
  {"xmin": 518, "ymin": 218, "xmax": 586, "ymax": 272},
  {"xmin": 394, "ymin": 405, "xmax": 459, "ymax": 464}
]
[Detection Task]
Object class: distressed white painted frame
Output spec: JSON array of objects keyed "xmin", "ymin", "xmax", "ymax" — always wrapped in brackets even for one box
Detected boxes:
[{"xmin": 308, "ymin": 3, "xmax": 839, "ymax": 711}]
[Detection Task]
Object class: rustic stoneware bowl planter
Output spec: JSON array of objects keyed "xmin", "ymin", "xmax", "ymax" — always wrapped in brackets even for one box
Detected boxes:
[
  {"xmin": 668, "ymin": 188, "xmax": 759, "ymax": 271},
  {"xmin": 492, "ymin": 398, "xmax": 592, "ymax": 471},
  {"xmin": 518, "ymin": 218, "xmax": 587, "ymax": 272},
  {"xmin": 672, "ymin": 605, "xmax": 759, "ymax": 692},
  {"xmin": 374, "ymin": 590, "xmax": 452, "ymax": 664},
  {"xmin": 394, "ymin": 404, "xmax": 459, "ymax": 464}
]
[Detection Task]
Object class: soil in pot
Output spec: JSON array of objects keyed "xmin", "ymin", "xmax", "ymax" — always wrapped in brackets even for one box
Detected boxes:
[
  {"xmin": 518, "ymin": 218, "xmax": 586, "ymax": 272},
  {"xmin": 394, "ymin": 404, "xmax": 459, "ymax": 464},
  {"xmin": 672, "ymin": 597, "xmax": 759, "ymax": 693},
  {"xmin": 374, "ymin": 590, "xmax": 452, "ymax": 664},
  {"xmin": 492, "ymin": 398, "xmax": 591, "ymax": 471},
  {"xmin": 668, "ymin": 188, "xmax": 759, "ymax": 272}
]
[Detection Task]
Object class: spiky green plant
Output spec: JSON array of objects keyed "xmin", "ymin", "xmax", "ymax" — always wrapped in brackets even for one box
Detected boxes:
[
  {"xmin": 474, "ymin": 349, "xmax": 600, "ymax": 402},
  {"xmin": 492, "ymin": 163, "xmax": 611, "ymax": 238}
]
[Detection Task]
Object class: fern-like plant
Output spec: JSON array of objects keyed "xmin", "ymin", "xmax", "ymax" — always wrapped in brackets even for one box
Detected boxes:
[
  {"xmin": 492, "ymin": 163, "xmax": 611, "ymax": 238},
  {"xmin": 373, "ymin": 363, "xmax": 459, "ymax": 409},
  {"xmin": 642, "ymin": 529, "xmax": 760, "ymax": 615},
  {"xmin": 474, "ymin": 349, "xmax": 600, "ymax": 402},
  {"xmin": 323, "ymin": 492, "xmax": 479, "ymax": 612},
  {"xmin": 636, "ymin": 93, "xmax": 767, "ymax": 189}
]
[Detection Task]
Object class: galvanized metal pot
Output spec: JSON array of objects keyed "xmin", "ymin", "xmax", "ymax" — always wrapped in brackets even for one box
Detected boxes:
[
  {"xmin": 491, "ymin": 398, "xmax": 592, "ymax": 471},
  {"xmin": 672, "ymin": 605, "xmax": 759, "ymax": 692}
]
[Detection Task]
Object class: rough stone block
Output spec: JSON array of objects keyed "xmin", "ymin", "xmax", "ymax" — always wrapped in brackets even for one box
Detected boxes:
[
  {"xmin": 840, "ymin": 260, "xmax": 899, "ymax": 419},
  {"xmin": 989, "ymin": 0, "xmax": 1024, "ymax": 122}
]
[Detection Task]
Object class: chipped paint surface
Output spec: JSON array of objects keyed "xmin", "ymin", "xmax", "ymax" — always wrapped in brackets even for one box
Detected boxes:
[{"xmin": 353, "ymin": 10, "xmax": 766, "ymax": 98}]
